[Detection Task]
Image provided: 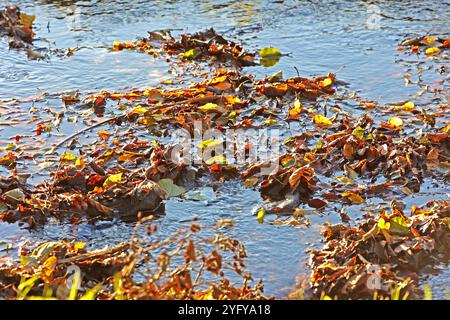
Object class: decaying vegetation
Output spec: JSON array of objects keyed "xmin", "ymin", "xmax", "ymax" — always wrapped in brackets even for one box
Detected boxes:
[{"xmin": 0, "ymin": 6, "xmax": 449, "ymax": 300}]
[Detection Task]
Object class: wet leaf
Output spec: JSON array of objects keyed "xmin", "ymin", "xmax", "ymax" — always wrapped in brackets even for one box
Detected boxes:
[
  {"xmin": 183, "ymin": 49, "xmax": 201, "ymax": 60},
  {"xmin": 314, "ymin": 115, "xmax": 333, "ymax": 127},
  {"xmin": 103, "ymin": 173, "xmax": 123, "ymax": 188},
  {"xmin": 389, "ymin": 216, "xmax": 409, "ymax": 236},
  {"xmin": 259, "ymin": 47, "xmax": 281, "ymax": 59},
  {"xmin": 257, "ymin": 208, "xmax": 265, "ymax": 224},
  {"xmin": 61, "ymin": 152, "xmax": 77, "ymax": 162},
  {"xmin": 19, "ymin": 13, "xmax": 35, "ymax": 27},
  {"xmin": 205, "ymin": 156, "xmax": 227, "ymax": 165},
  {"xmin": 425, "ymin": 47, "xmax": 440, "ymax": 55},
  {"xmin": 393, "ymin": 101, "xmax": 414, "ymax": 112},
  {"xmin": 98, "ymin": 130, "xmax": 110, "ymax": 141},
  {"xmin": 389, "ymin": 117, "xmax": 403, "ymax": 128},
  {"xmin": 308, "ymin": 198, "xmax": 327, "ymax": 209},
  {"xmin": 352, "ymin": 127, "xmax": 364, "ymax": 140},
  {"xmin": 342, "ymin": 191, "xmax": 364, "ymax": 204},
  {"xmin": 157, "ymin": 178, "xmax": 185, "ymax": 198},
  {"xmin": 289, "ymin": 100, "xmax": 302, "ymax": 119}
]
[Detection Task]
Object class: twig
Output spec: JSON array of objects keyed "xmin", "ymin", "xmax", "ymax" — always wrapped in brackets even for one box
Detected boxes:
[{"xmin": 48, "ymin": 115, "xmax": 124, "ymax": 154}]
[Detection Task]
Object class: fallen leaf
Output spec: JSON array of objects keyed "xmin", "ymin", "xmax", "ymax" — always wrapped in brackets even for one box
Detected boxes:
[
  {"xmin": 314, "ymin": 115, "xmax": 333, "ymax": 127},
  {"xmin": 157, "ymin": 178, "xmax": 185, "ymax": 198}
]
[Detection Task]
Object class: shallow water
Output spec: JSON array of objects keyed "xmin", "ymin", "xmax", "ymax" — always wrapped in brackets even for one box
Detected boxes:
[{"xmin": 0, "ymin": 0, "xmax": 449, "ymax": 298}]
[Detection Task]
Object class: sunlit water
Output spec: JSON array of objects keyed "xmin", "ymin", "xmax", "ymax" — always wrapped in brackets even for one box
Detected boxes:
[{"xmin": 0, "ymin": 0, "xmax": 449, "ymax": 298}]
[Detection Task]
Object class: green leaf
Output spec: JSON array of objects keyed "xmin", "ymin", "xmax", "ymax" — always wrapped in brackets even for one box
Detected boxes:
[
  {"xmin": 113, "ymin": 272, "xmax": 124, "ymax": 300},
  {"xmin": 30, "ymin": 241, "xmax": 62, "ymax": 263},
  {"xmin": 183, "ymin": 49, "xmax": 201, "ymax": 60},
  {"xmin": 3, "ymin": 188, "xmax": 24, "ymax": 202},
  {"xmin": 389, "ymin": 216, "xmax": 409, "ymax": 236},
  {"xmin": 5, "ymin": 143, "xmax": 16, "ymax": 151},
  {"xmin": 0, "ymin": 202, "xmax": 7, "ymax": 212},
  {"xmin": 205, "ymin": 156, "xmax": 227, "ymax": 165},
  {"xmin": 352, "ymin": 127, "xmax": 365, "ymax": 140},
  {"xmin": 268, "ymin": 71, "xmax": 283, "ymax": 83},
  {"xmin": 157, "ymin": 178, "xmax": 186, "ymax": 198}
]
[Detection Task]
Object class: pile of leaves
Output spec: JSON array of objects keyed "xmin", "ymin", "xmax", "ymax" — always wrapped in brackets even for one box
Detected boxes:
[
  {"xmin": 0, "ymin": 6, "xmax": 34, "ymax": 49},
  {"xmin": 305, "ymin": 200, "xmax": 449, "ymax": 299},
  {"xmin": 114, "ymin": 28, "xmax": 257, "ymax": 67},
  {"xmin": 399, "ymin": 35, "xmax": 450, "ymax": 57},
  {"xmin": 0, "ymin": 139, "xmax": 200, "ymax": 226},
  {"xmin": 0, "ymin": 219, "xmax": 268, "ymax": 300}
]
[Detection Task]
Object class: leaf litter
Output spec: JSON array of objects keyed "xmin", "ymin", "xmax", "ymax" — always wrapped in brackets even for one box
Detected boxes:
[{"xmin": 0, "ymin": 21, "xmax": 449, "ymax": 299}]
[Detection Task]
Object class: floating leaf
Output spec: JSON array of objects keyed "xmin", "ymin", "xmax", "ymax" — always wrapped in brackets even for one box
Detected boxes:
[
  {"xmin": 389, "ymin": 117, "xmax": 403, "ymax": 128},
  {"xmin": 321, "ymin": 78, "xmax": 333, "ymax": 87},
  {"xmin": 131, "ymin": 105, "xmax": 148, "ymax": 114},
  {"xmin": 342, "ymin": 191, "xmax": 364, "ymax": 204},
  {"xmin": 257, "ymin": 208, "xmax": 265, "ymax": 224},
  {"xmin": 308, "ymin": 198, "xmax": 327, "ymax": 209},
  {"xmin": 425, "ymin": 47, "xmax": 440, "ymax": 55},
  {"xmin": 19, "ymin": 13, "xmax": 35, "ymax": 27},
  {"xmin": 259, "ymin": 47, "xmax": 281, "ymax": 59},
  {"xmin": 5, "ymin": 143, "xmax": 16, "ymax": 151},
  {"xmin": 157, "ymin": 178, "xmax": 185, "ymax": 198},
  {"xmin": 199, "ymin": 103, "xmax": 222, "ymax": 112},
  {"xmin": 289, "ymin": 100, "xmax": 302, "ymax": 119},
  {"xmin": 3, "ymin": 188, "xmax": 24, "ymax": 202},
  {"xmin": 393, "ymin": 101, "xmax": 414, "ymax": 112}
]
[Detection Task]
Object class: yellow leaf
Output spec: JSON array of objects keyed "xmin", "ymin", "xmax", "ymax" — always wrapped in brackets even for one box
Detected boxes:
[
  {"xmin": 257, "ymin": 209, "xmax": 265, "ymax": 224},
  {"xmin": 389, "ymin": 116, "xmax": 403, "ymax": 128},
  {"xmin": 19, "ymin": 13, "xmax": 35, "ymax": 27},
  {"xmin": 205, "ymin": 156, "xmax": 227, "ymax": 165},
  {"xmin": 75, "ymin": 157, "xmax": 84, "ymax": 167},
  {"xmin": 73, "ymin": 242, "xmax": 86, "ymax": 252},
  {"xmin": 314, "ymin": 115, "xmax": 333, "ymax": 127},
  {"xmin": 342, "ymin": 191, "xmax": 364, "ymax": 204},
  {"xmin": 97, "ymin": 130, "xmax": 110, "ymax": 140},
  {"xmin": 103, "ymin": 173, "xmax": 123, "ymax": 188},
  {"xmin": 393, "ymin": 101, "xmax": 414, "ymax": 112},
  {"xmin": 423, "ymin": 36, "xmax": 435, "ymax": 44},
  {"xmin": 441, "ymin": 123, "xmax": 450, "ymax": 133},
  {"xmin": 425, "ymin": 47, "xmax": 440, "ymax": 55},
  {"xmin": 197, "ymin": 139, "xmax": 222, "ymax": 149},
  {"xmin": 377, "ymin": 217, "xmax": 390, "ymax": 231},
  {"xmin": 183, "ymin": 49, "xmax": 201, "ymax": 60},
  {"xmin": 289, "ymin": 100, "xmax": 302, "ymax": 118},
  {"xmin": 199, "ymin": 103, "xmax": 219, "ymax": 111},
  {"xmin": 259, "ymin": 47, "xmax": 281, "ymax": 59},
  {"xmin": 132, "ymin": 105, "xmax": 148, "ymax": 114},
  {"xmin": 321, "ymin": 78, "xmax": 333, "ymax": 87},
  {"xmin": 61, "ymin": 152, "xmax": 76, "ymax": 162}
]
